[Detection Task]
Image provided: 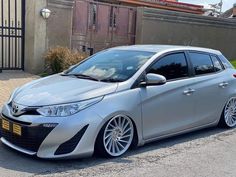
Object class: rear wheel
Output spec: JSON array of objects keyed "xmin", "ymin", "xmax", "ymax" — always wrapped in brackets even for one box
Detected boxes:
[
  {"xmin": 219, "ymin": 97, "xmax": 236, "ymax": 128},
  {"xmin": 95, "ymin": 115, "xmax": 134, "ymax": 157}
]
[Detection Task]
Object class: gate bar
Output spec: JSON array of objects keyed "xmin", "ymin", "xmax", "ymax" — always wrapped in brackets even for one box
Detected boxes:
[
  {"xmin": 1, "ymin": 0, "xmax": 3, "ymax": 69},
  {"xmin": 21, "ymin": 0, "xmax": 25, "ymax": 70},
  {"xmin": 8, "ymin": 0, "xmax": 11, "ymax": 68}
]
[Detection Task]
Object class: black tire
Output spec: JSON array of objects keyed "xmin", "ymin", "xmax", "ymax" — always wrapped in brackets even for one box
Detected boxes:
[
  {"xmin": 95, "ymin": 120, "xmax": 111, "ymax": 158},
  {"xmin": 218, "ymin": 106, "xmax": 229, "ymax": 128}
]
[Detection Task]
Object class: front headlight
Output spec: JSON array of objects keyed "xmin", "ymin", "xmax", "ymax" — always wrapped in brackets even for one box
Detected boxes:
[{"xmin": 37, "ymin": 97, "xmax": 103, "ymax": 117}]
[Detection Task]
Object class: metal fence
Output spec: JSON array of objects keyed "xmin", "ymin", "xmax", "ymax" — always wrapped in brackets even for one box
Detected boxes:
[{"xmin": 0, "ymin": 0, "xmax": 25, "ymax": 71}]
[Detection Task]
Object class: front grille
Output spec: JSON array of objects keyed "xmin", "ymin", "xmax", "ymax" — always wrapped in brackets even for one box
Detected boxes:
[
  {"xmin": 55, "ymin": 125, "xmax": 89, "ymax": 155},
  {"xmin": 19, "ymin": 108, "xmax": 40, "ymax": 116},
  {"xmin": 8, "ymin": 102, "xmax": 40, "ymax": 117},
  {"xmin": 0, "ymin": 117, "xmax": 56, "ymax": 152}
]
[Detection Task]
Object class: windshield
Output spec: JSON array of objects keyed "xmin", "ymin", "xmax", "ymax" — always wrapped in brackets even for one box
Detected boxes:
[{"xmin": 65, "ymin": 50, "xmax": 155, "ymax": 82}]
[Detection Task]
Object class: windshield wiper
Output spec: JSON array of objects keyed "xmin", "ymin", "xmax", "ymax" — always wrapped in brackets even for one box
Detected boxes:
[
  {"xmin": 74, "ymin": 74, "xmax": 100, "ymax": 81},
  {"xmin": 61, "ymin": 73, "xmax": 123, "ymax": 82},
  {"xmin": 61, "ymin": 73, "xmax": 100, "ymax": 81},
  {"xmin": 101, "ymin": 78, "xmax": 124, "ymax": 83}
]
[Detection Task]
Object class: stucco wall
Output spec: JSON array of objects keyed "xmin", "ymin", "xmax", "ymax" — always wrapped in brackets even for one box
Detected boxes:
[
  {"xmin": 25, "ymin": 0, "xmax": 47, "ymax": 74},
  {"xmin": 135, "ymin": 7, "xmax": 236, "ymax": 59},
  {"xmin": 47, "ymin": 0, "xmax": 74, "ymax": 48},
  {"xmin": 24, "ymin": 0, "xmax": 74, "ymax": 74}
]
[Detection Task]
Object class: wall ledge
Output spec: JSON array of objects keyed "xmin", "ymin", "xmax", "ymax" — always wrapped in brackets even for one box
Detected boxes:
[
  {"xmin": 140, "ymin": 7, "xmax": 236, "ymax": 29},
  {"xmin": 48, "ymin": 0, "xmax": 75, "ymax": 9}
]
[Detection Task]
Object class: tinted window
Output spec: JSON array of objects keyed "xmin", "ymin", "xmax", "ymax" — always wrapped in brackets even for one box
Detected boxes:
[
  {"xmin": 148, "ymin": 53, "xmax": 188, "ymax": 80},
  {"xmin": 189, "ymin": 53, "xmax": 214, "ymax": 75},
  {"xmin": 211, "ymin": 55, "xmax": 223, "ymax": 72}
]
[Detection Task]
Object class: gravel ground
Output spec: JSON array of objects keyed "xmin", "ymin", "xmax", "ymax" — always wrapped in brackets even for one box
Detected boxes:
[{"xmin": 1, "ymin": 71, "xmax": 236, "ymax": 177}]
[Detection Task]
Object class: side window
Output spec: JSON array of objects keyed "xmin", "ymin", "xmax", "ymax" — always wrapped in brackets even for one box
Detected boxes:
[
  {"xmin": 211, "ymin": 55, "xmax": 223, "ymax": 72},
  {"xmin": 148, "ymin": 53, "xmax": 188, "ymax": 80},
  {"xmin": 189, "ymin": 52, "xmax": 214, "ymax": 75}
]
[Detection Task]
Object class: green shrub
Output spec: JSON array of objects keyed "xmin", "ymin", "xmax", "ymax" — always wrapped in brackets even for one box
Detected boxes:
[
  {"xmin": 44, "ymin": 46, "xmax": 88, "ymax": 74},
  {"xmin": 230, "ymin": 60, "xmax": 236, "ymax": 68}
]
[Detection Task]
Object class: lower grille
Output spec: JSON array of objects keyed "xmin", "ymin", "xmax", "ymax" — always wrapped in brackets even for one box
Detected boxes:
[{"xmin": 0, "ymin": 117, "xmax": 56, "ymax": 152}]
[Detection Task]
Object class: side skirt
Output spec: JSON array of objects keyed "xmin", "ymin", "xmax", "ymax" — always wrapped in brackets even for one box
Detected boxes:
[{"xmin": 142, "ymin": 120, "xmax": 219, "ymax": 145}]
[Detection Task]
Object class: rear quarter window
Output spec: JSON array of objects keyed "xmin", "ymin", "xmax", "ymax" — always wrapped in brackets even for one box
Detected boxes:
[{"xmin": 218, "ymin": 55, "xmax": 234, "ymax": 69}]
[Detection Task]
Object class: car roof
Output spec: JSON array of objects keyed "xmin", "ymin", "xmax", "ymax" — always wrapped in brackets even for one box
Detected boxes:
[{"xmin": 111, "ymin": 45, "xmax": 222, "ymax": 55}]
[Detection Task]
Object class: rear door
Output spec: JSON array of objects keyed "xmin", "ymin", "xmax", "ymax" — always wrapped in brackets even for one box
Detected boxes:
[{"xmin": 186, "ymin": 52, "xmax": 229, "ymax": 126}]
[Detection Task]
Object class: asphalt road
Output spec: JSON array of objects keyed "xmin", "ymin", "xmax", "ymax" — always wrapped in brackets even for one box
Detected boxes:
[{"xmin": 0, "ymin": 126, "xmax": 236, "ymax": 177}]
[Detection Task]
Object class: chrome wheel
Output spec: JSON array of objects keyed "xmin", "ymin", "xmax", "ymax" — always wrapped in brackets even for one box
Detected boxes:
[
  {"xmin": 103, "ymin": 115, "xmax": 134, "ymax": 157},
  {"xmin": 224, "ymin": 98, "xmax": 236, "ymax": 127}
]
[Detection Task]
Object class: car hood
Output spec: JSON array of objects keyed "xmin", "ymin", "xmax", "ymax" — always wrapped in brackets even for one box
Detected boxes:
[{"xmin": 13, "ymin": 74, "xmax": 118, "ymax": 106}]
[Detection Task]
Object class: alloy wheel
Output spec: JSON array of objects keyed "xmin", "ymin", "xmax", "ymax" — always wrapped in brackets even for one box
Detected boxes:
[{"xmin": 103, "ymin": 115, "xmax": 134, "ymax": 157}]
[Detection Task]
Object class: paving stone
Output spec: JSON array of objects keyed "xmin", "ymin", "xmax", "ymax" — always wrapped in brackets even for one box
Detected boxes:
[{"xmin": 0, "ymin": 71, "xmax": 38, "ymax": 106}]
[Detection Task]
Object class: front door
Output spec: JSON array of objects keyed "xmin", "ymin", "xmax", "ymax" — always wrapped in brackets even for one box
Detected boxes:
[{"xmin": 140, "ymin": 52, "xmax": 195, "ymax": 140}]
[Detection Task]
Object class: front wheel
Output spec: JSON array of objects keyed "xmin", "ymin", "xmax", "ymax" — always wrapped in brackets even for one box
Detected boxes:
[
  {"xmin": 219, "ymin": 97, "xmax": 236, "ymax": 128},
  {"xmin": 95, "ymin": 115, "xmax": 134, "ymax": 157}
]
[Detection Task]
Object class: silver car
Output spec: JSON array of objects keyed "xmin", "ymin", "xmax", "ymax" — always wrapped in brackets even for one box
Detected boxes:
[{"xmin": 1, "ymin": 45, "xmax": 236, "ymax": 159}]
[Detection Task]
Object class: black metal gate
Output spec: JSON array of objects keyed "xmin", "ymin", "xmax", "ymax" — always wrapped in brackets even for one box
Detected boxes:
[{"xmin": 0, "ymin": 0, "xmax": 25, "ymax": 71}]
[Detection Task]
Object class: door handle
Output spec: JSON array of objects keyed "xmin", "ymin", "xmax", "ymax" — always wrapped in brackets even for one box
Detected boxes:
[
  {"xmin": 183, "ymin": 88, "xmax": 196, "ymax": 96},
  {"xmin": 219, "ymin": 82, "xmax": 229, "ymax": 88}
]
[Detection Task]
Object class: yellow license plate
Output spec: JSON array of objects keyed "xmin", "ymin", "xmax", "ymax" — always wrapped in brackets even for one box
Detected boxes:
[
  {"xmin": 13, "ymin": 124, "xmax": 22, "ymax": 136},
  {"xmin": 2, "ymin": 119, "xmax": 10, "ymax": 131}
]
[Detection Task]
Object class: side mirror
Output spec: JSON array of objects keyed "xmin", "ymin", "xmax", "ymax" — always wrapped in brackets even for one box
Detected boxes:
[{"xmin": 140, "ymin": 73, "xmax": 166, "ymax": 87}]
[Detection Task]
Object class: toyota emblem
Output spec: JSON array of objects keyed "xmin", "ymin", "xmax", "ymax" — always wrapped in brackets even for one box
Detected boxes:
[{"xmin": 12, "ymin": 104, "xmax": 19, "ymax": 114}]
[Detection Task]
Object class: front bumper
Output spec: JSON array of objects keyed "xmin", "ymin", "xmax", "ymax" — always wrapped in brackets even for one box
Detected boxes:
[
  {"xmin": 0, "ymin": 114, "xmax": 56, "ymax": 153},
  {"xmin": 1, "ymin": 137, "xmax": 36, "ymax": 156},
  {"xmin": 0, "ymin": 103, "xmax": 104, "ymax": 159}
]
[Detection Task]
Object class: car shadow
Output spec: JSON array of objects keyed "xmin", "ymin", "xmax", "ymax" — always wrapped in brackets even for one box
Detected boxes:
[{"xmin": 0, "ymin": 127, "xmax": 233, "ymax": 175}]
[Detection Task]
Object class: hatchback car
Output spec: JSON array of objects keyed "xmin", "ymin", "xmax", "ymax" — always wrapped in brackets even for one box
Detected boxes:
[{"xmin": 1, "ymin": 45, "xmax": 236, "ymax": 159}]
